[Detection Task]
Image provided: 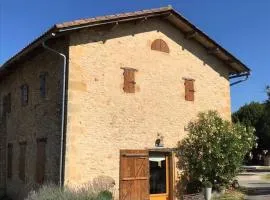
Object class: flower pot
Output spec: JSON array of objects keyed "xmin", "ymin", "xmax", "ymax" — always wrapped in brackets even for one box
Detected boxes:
[
  {"xmin": 220, "ymin": 188, "xmax": 225, "ymax": 195},
  {"xmin": 204, "ymin": 187, "xmax": 212, "ymax": 200}
]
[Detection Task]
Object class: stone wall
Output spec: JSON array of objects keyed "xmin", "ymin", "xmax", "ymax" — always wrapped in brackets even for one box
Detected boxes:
[
  {"xmin": 65, "ymin": 18, "xmax": 231, "ymax": 199},
  {"xmin": 0, "ymin": 38, "xmax": 68, "ymax": 200}
]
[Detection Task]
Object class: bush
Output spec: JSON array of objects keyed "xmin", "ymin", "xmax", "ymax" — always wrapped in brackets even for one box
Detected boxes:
[
  {"xmin": 97, "ymin": 190, "xmax": 113, "ymax": 200},
  {"xmin": 177, "ymin": 111, "xmax": 256, "ymax": 192},
  {"xmin": 26, "ymin": 183, "xmax": 113, "ymax": 200}
]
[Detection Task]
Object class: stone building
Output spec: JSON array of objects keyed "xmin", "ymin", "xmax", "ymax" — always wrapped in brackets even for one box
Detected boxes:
[{"xmin": 0, "ymin": 7, "xmax": 250, "ymax": 200}]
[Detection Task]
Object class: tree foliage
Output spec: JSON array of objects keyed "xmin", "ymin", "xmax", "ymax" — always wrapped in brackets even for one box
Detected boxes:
[
  {"xmin": 232, "ymin": 102, "xmax": 265, "ymax": 127},
  {"xmin": 232, "ymin": 86, "xmax": 270, "ymax": 150},
  {"xmin": 266, "ymin": 85, "xmax": 270, "ymax": 102},
  {"xmin": 177, "ymin": 111, "xmax": 256, "ymax": 189},
  {"xmin": 257, "ymin": 86, "xmax": 270, "ymax": 149}
]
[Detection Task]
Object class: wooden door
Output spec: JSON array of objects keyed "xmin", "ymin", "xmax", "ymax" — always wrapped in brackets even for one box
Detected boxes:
[{"xmin": 120, "ymin": 150, "xmax": 149, "ymax": 200}]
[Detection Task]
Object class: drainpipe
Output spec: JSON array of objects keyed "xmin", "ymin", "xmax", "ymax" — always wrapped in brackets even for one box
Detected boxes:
[{"xmin": 42, "ymin": 35, "xmax": 67, "ymax": 187}]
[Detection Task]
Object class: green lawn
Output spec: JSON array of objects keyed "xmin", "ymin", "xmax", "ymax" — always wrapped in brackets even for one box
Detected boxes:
[
  {"xmin": 261, "ymin": 174, "xmax": 270, "ymax": 181},
  {"xmin": 212, "ymin": 190, "xmax": 245, "ymax": 200}
]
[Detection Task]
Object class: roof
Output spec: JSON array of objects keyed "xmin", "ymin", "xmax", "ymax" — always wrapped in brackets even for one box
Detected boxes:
[{"xmin": 0, "ymin": 6, "xmax": 250, "ymax": 76}]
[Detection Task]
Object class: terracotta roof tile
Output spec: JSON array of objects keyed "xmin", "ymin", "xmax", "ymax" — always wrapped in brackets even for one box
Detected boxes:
[
  {"xmin": 55, "ymin": 7, "xmax": 172, "ymax": 29},
  {"xmin": 1, "ymin": 6, "xmax": 250, "ymax": 75}
]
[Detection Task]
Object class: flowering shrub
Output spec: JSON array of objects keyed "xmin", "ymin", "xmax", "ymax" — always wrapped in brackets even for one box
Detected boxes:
[
  {"xmin": 177, "ymin": 111, "xmax": 256, "ymax": 192},
  {"xmin": 26, "ymin": 183, "xmax": 113, "ymax": 200}
]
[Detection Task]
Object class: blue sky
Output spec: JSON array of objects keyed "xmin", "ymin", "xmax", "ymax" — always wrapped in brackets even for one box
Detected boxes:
[{"xmin": 0, "ymin": 0, "xmax": 269, "ymax": 111}]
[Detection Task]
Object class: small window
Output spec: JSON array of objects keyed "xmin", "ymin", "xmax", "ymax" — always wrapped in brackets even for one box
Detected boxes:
[
  {"xmin": 36, "ymin": 138, "xmax": 47, "ymax": 184},
  {"xmin": 184, "ymin": 79, "xmax": 195, "ymax": 101},
  {"xmin": 151, "ymin": 39, "xmax": 170, "ymax": 53},
  {"xmin": 19, "ymin": 142, "xmax": 27, "ymax": 182},
  {"xmin": 7, "ymin": 143, "xmax": 13, "ymax": 179},
  {"xmin": 40, "ymin": 73, "xmax": 48, "ymax": 98},
  {"xmin": 122, "ymin": 68, "xmax": 137, "ymax": 93},
  {"xmin": 3, "ymin": 93, "xmax": 11, "ymax": 114},
  {"xmin": 21, "ymin": 84, "xmax": 29, "ymax": 106}
]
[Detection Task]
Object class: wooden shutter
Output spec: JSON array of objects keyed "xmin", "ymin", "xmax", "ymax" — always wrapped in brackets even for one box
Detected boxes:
[
  {"xmin": 2, "ymin": 96, "xmax": 7, "ymax": 115},
  {"xmin": 3, "ymin": 93, "xmax": 11, "ymax": 114},
  {"xmin": 151, "ymin": 39, "xmax": 169, "ymax": 53},
  {"xmin": 19, "ymin": 142, "xmax": 27, "ymax": 181},
  {"xmin": 7, "ymin": 143, "xmax": 13, "ymax": 178},
  {"xmin": 123, "ymin": 68, "xmax": 136, "ymax": 93},
  {"xmin": 21, "ymin": 84, "xmax": 29, "ymax": 106},
  {"xmin": 36, "ymin": 138, "xmax": 47, "ymax": 184},
  {"xmin": 185, "ymin": 79, "xmax": 195, "ymax": 101},
  {"xmin": 120, "ymin": 150, "xmax": 149, "ymax": 200}
]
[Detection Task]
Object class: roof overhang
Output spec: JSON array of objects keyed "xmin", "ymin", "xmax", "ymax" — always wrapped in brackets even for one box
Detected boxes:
[{"xmin": 0, "ymin": 6, "xmax": 250, "ymax": 78}]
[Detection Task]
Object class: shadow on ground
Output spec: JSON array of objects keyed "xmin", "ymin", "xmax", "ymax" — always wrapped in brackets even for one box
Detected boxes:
[{"xmin": 242, "ymin": 186, "xmax": 270, "ymax": 196}]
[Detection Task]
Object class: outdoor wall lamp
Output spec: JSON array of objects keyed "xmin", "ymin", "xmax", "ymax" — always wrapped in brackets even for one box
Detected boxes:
[{"xmin": 155, "ymin": 133, "xmax": 164, "ymax": 147}]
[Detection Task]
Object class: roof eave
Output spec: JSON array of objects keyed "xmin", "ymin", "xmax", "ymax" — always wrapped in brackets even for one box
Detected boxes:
[{"xmin": 0, "ymin": 7, "xmax": 250, "ymax": 76}]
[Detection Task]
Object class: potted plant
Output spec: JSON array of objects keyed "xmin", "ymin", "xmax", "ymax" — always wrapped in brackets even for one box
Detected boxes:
[
  {"xmin": 203, "ymin": 181, "xmax": 212, "ymax": 200},
  {"xmin": 218, "ymin": 184, "xmax": 226, "ymax": 195}
]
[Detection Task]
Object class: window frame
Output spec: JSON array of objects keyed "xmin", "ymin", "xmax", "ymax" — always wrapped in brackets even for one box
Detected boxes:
[
  {"xmin": 39, "ymin": 72, "xmax": 48, "ymax": 98},
  {"xmin": 3, "ymin": 93, "xmax": 11, "ymax": 114},
  {"xmin": 36, "ymin": 138, "xmax": 47, "ymax": 184},
  {"xmin": 19, "ymin": 141, "xmax": 27, "ymax": 182},
  {"xmin": 21, "ymin": 84, "xmax": 29, "ymax": 106}
]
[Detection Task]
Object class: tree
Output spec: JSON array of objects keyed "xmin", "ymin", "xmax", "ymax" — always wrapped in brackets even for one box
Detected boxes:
[
  {"xmin": 232, "ymin": 86, "xmax": 270, "ymax": 151},
  {"xmin": 177, "ymin": 111, "xmax": 255, "ymax": 191},
  {"xmin": 257, "ymin": 86, "xmax": 270, "ymax": 150},
  {"xmin": 232, "ymin": 102, "xmax": 265, "ymax": 127},
  {"xmin": 266, "ymin": 85, "xmax": 270, "ymax": 101}
]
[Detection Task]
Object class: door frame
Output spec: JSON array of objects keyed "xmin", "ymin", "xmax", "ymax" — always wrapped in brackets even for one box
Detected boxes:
[
  {"xmin": 119, "ymin": 149, "xmax": 175, "ymax": 200},
  {"xmin": 149, "ymin": 150, "xmax": 174, "ymax": 200}
]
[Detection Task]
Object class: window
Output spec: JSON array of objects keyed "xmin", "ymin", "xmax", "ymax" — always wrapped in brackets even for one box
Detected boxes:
[
  {"xmin": 40, "ymin": 72, "xmax": 48, "ymax": 98},
  {"xmin": 21, "ymin": 84, "xmax": 29, "ymax": 106},
  {"xmin": 36, "ymin": 138, "xmax": 47, "ymax": 184},
  {"xmin": 151, "ymin": 39, "xmax": 170, "ymax": 53},
  {"xmin": 184, "ymin": 79, "xmax": 195, "ymax": 101},
  {"xmin": 7, "ymin": 143, "xmax": 13, "ymax": 179},
  {"xmin": 19, "ymin": 142, "xmax": 27, "ymax": 181},
  {"xmin": 3, "ymin": 93, "xmax": 11, "ymax": 114},
  {"xmin": 122, "ymin": 68, "xmax": 137, "ymax": 93}
]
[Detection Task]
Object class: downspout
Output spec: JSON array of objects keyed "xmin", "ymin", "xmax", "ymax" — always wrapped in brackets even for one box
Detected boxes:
[{"xmin": 42, "ymin": 34, "xmax": 67, "ymax": 187}]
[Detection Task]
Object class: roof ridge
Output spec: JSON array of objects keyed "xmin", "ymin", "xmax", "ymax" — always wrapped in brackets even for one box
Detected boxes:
[
  {"xmin": 0, "ymin": 6, "xmax": 249, "ymax": 74},
  {"xmin": 55, "ymin": 6, "xmax": 172, "ymax": 29}
]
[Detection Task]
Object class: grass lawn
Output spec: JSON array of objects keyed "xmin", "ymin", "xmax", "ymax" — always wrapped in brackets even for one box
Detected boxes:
[
  {"xmin": 257, "ymin": 166, "xmax": 270, "ymax": 170},
  {"xmin": 212, "ymin": 190, "xmax": 245, "ymax": 200},
  {"xmin": 261, "ymin": 174, "xmax": 270, "ymax": 181}
]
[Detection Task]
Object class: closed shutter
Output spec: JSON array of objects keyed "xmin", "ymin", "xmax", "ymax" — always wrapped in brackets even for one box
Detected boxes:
[
  {"xmin": 36, "ymin": 138, "xmax": 47, "ymax": 184},
  {"xmin": 21, "ymin": 85, "xmax": 29, "ymax": 106},
  {"xmin": 120, "ymin": 150, "xmax": 149, "ymax": 200},
  {"xmin": 3, "ymin": 93, "xmax": 11, "ymax": 114},
  {"xmin": 123, "ymin": 69, "xmax": 136, "ymax": 93},
  {"xmin": 7, "ymin": 143, "xmax": 13, "ymax": 178},
  {"xmin": 185, "ymin": 79, "xmax": 195, "ymax": 101},
  {"xmin": 19, "ymin": 142, "xmax": 26, "ymax": 181},
  {"xmin": 151, "ymin": 39, "xmax": 169, "ymax": 53}
]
